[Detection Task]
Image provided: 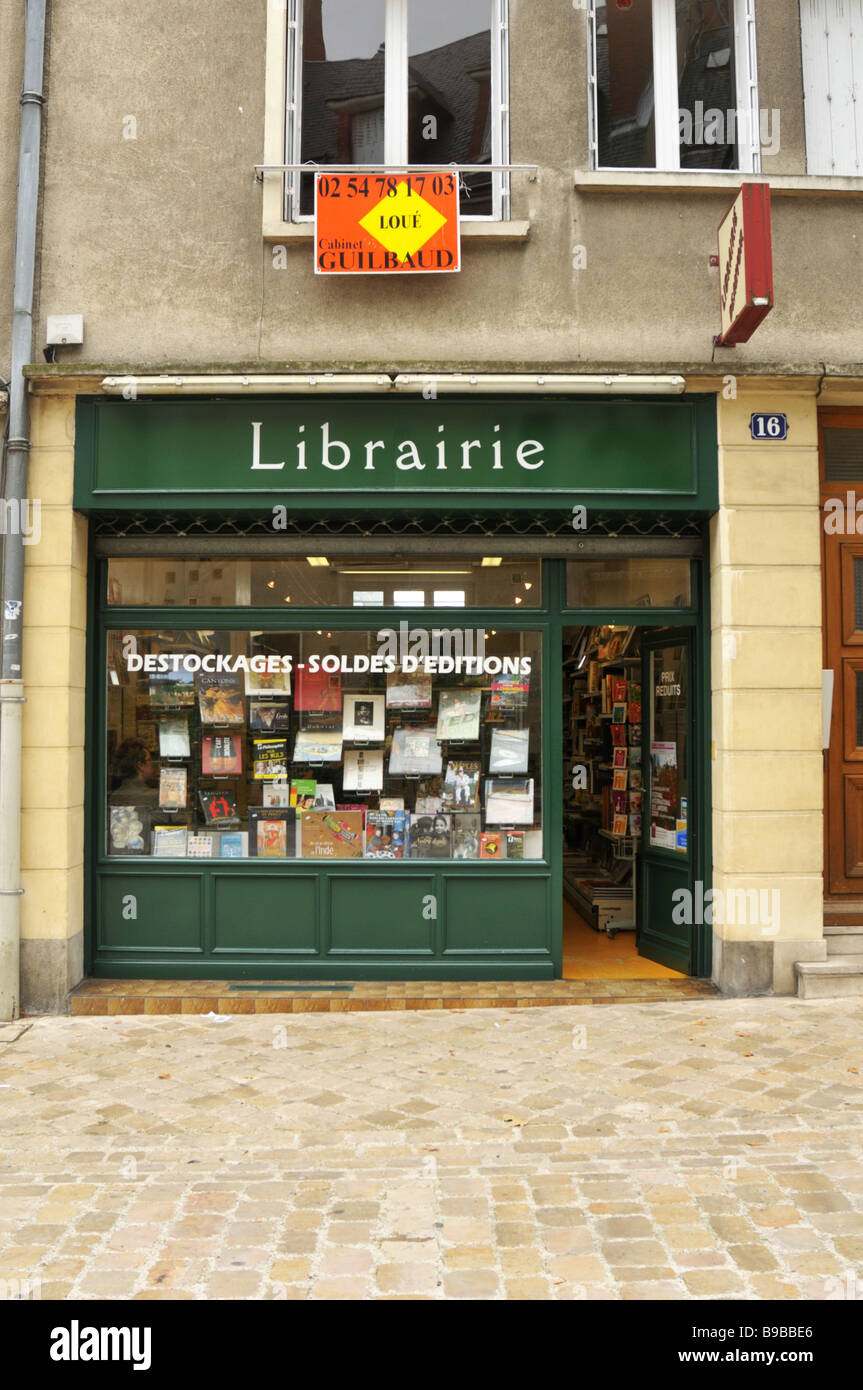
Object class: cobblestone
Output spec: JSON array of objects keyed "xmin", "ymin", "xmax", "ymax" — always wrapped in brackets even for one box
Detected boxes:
[{"xmin": 1, "ymin": 997, "xmax": 863, "ymax": 1299}]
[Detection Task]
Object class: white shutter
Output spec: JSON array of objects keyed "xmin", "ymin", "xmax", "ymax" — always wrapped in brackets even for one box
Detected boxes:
[{"xmin": 800, "ymin": 0, "xmax": 863, "ymax": 175}]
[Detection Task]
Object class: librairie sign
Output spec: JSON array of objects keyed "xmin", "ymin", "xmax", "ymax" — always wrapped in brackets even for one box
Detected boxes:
[
  {"xmin": 74, "ymin": 397, "xmax": 717, "ymax": 512},
  {"xmin": 715, "ymin": 182, "xmax": 774, "ymax": 346},
  {"xmin": 314, "ymin": 171, "xmax": 460, "ymax": 274}
]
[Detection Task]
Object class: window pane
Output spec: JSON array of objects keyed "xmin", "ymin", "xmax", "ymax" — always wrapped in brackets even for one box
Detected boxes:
[
  {"xmin": 408, "ymin": 0, "xmax": 493, "ymax": 214},
  {"xmin": 824, "ymin": 429, "xmax": 863, "ymax": 482},
  {"xmin": 855, "ymin": 559, "xmax": 863, "ymax": 633},
  {"xmin": 299, "ymin": 0, "xmax": 387, "ymax": 213},
  {"xmin": 648, "ymin": 645, "xmax": 688, "ymax": 853},
  {"xmin": 677, "ymin": 0, "xmax": 738, "ymax": 169},
  {"xmin": 595, "ymin": 1, "xmax": 657, "ymax": 169},
  {"xmin": 566, "ymin": 558, "xmax": 691, "ymax": 608},
  {"xmin": 107, "ymin": 557, "xmax": 542, "ymax": 608},
  {"xmin": 857, "ymin": 671, "xmax": 863, "ymax": 750},
  {"xmin": 106, "ymin": 627, "xmax": 543, "ymax": 862}
]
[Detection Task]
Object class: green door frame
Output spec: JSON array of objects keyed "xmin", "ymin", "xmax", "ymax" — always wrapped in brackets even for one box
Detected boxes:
[{"xmin": 84, "ymin": 552, "xmax": 711, "ymax": 980}]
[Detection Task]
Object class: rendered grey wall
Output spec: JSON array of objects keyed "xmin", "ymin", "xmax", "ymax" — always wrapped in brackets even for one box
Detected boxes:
[{"xmin": 29, "ymin": 0, "xmax": 863, "ymax": 372}]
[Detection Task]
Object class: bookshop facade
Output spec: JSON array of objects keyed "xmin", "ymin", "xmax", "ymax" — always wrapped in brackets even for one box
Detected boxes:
[{"xmin": 67, "ymin": 390, "xmax": 716, "ymax": 984}]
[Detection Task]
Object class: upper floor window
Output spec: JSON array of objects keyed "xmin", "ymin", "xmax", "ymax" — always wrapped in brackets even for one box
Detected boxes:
[
  {"xmin": 285, "ymin": 0, "xmax": 510, "ymax": 220},
  {"xmin": 800, "ymin": 0, "xmax": 863, "ymax": 176},
  {"xmin": 589, "ymin": 0, "xmax": 760, "ymax": 173}
]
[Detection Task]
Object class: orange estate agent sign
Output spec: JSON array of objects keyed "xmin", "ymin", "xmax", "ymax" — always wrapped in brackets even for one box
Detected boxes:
[{"xmin": 314, "ymin": 171, "xmax": 460, "ymax": 275}]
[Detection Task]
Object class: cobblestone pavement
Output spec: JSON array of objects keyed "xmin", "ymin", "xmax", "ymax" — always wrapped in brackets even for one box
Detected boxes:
[{"xmin": 1, "ymin": 996, "xmax": 862, "ymax": 1301}]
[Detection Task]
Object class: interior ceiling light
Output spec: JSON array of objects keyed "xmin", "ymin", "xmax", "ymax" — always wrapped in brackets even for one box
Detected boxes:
[
  {"xmin": 481, "ymin": 557, "xmax": 502, "ymax": 567},
  {"xmin": 339, "ymin": 568, "xmax": 471, "ymax": 576},
  {"xmin": 306, "ymin": 557, "xmax": 329, "ymax": 567}
]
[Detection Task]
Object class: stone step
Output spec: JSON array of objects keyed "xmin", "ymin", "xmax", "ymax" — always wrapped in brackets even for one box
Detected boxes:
[
  {"xmin": 825, "ymin": 928, "xmax": 863, "ymax": 955},
  {"xmin": 796, "ymin": 957, "xmax": 863, "ymax": 999},
  {"xmin": 824, "ymin": 922, "xmax": 863, "ymax": 934}
]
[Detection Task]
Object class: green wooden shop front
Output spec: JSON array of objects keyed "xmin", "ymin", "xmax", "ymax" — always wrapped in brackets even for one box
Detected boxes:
[{"xmin": 77, "ymin": 393, "xmax": 716, "ymax": 981}]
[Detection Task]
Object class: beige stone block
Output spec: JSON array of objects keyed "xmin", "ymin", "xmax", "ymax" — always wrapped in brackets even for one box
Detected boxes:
[
  {"xmin": 28, "ymin": 447, "xmax": 76, "ymax": 508},
  {"xmin": 713, "ymin": 690, "xmax": 822, "ymax": 752},
  {"xmin": 23, "ymin": 565, "xmax": 87, "ymax": 630},
  {"xmin": 713, "ymin": 812, "xmax": 822, "ymax": 876},
  {"xmin": 708, "ymin": 875, "xmax": 824, "ymax": 943},
  {"xmin": 717, "ymin": 393, "xmax": 818, "ymax": 450},
  {"xmin": 27, "ymin": 507, "xmax": 87, "ymax": 573},
  {"xmin": 22, "ymin": 807, "xmax": 84, "ymax": 872},
  {"xmin": 22, "ymin": 747, "xmax": 85, "ymax": 810},
  {"xmin": 710, "ymin": 565, "xmax": 822, "ymax": 628},
  {"xmin": 713, "ymin": 507, "xmax": 821, "ymax": 568},
  {"xmin": 718, "ymin": 451, "xmax": 820, "ymax": 508},
  {"xmin": 713, "ymin": 751, "xmax": 823, "ymax": 812},
  {"xmin": 22, "ymin": 688, "xmax": 86, "ymax": 750},
  {"xmin": 710, "ymin": 628, "xmax": 822, "ymax": 691},
  {"xmin": 20, "ymin": 865, "xmax": 84, "ymax": 941},
  {"xmin": 30, "ymin": 397, "xmax": 76, "ymax": 450},
  {"xmin": 22, "ymin": 626, "xmax": 86, "ymax": 689}
]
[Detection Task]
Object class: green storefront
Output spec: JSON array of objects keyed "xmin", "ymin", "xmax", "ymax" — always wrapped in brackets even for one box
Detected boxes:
[{"xmin": 76, "ymin": 390, "xmax": 716, "ymax": 981}]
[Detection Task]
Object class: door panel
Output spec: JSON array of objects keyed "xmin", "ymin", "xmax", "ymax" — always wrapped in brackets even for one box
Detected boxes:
[
  {"xmin": 844, "ymin": 776, "xmax": 863, "ymax": 879},
  {"xmin": 639, "ymin": 632, "xmax": 695, "ymax": 973}
]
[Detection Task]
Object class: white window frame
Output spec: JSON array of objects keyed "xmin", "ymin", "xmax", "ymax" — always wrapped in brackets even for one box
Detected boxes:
[
  {"xmin": 588, "ymin": 0, "xmax": 761, "ymax": 174},
  {"xmin": 266, "ymin": 0, "xmax": 509, "ymax": 226}
]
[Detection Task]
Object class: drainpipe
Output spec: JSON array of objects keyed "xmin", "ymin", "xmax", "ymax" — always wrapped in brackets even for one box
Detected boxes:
[{"xmin": 0, "ymin": 0, "xmax": 47, "ymax": 1021}]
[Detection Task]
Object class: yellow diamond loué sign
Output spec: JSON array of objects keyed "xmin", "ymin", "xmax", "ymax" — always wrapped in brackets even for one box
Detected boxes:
[{"xmin": 315, "ymin": 171, "xmax": 460, "ymax": 275}]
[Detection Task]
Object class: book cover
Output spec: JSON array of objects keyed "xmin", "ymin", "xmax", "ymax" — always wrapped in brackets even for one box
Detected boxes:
[
  {"xmin": 489, "ymin": 678, "xmax": 530, "ymax": 709},
  {"xmin": 628, "ymin": 701, "xmax": 642, "ymax": 725},
  {"xmin": 612, "ymin": 769, "xmax": 628, "ymax": 792},
  {"xmin": 612, "ymin": 702, "xmax": 628, "ymax": 724},
  {"xmin": 505, "ymin": 830, "xmax": 525, "ymax": 860},
  {"xmin": 441, "ymin": 760, "xmax": 480, "ymax": 811},
  {"xmin": 201, "ymin": 733, "xmax": 242, "ymax": 776},
  {"xmin": 612, "ymin": 814, "xmax": 629, "ymax": 837},
  {"xmin": 152, "ymin": 825, "xmax": 187, "ymax": 857},
  {"xmin": 488, "ymin": 728, "xmax": 530, "ymax": 774},
  {"xmin": 262, "ymin": 781, "xmax": 292, "ymax": 808},
  {"xmin": 312, "ymin": 783, "xmax": 336, "ymax": 809},
  {"xmin": 485, "ymin": 777, "xmax": 534, "ymax": 825},
  {"xmin": 342, "ymin": 694, "xmax": 385, "ymax": 742},
  {"xmin": 149, "ymin": 668, "xmax": 195, "ymax": 709},
  {"xmin": 158, "ymin": 717, "xmax": 190, "ymax": 758},
  {"xmin": 343, "ymin": 749, "xmax": 384, "ymax": 791},
  {"xmin": 386, "ymin": 671, "xmax": 432, "ymax": 708},
  {"xmin": 158, "ymin": 766, "xmax": 187, "ymax": 810},
  {"xmin": 452, "ymin": 812, "xmax": 481, "ymax": 859},
  {"xmin": 289, "ymin": 778, "xmax": 317, "ymax": 809},
  {"xmin": 197, "ymin": 674, "xmax": 244, "ymax": 725},
  {"xmin": 300, "ymin": 810, "xmax": 364, "ymax": 859},
  {"xmin": 108, "ymin": 805, "xmax": 149, "ymax": 855},
  {"xmin": 292, "ymin": 729, "xmax": 343, "ymax": 763},
  {"xmin": 612, "ymin": 678, "xmax": 628, "ymax": 703},
  {"xmin": 628, "ymin": 723, "xmax": 642, "ymax": 745},
  {"xmin": 365, "ymin": 809, "xmax": 407, "ymax": 859},
  {"xmin": 409, "ymin": 813, "xmax": 452, "ymax": 859},
  {"xmin": 630, "ymin": 746, "xmax": 643, "ymax": 769},
  {"xmin": 198, "ymin": 789, "xmax": 240, "ymax": 825},
  {"xmin": 295, "ymin": 666, "xmax": 341, "ymax": 711},
  {"xmin": 630, "ymin": 814, "xmax": 643, "ymax": 837},
  {"xmin": 249, "ymin": 699, "xmax": 292, "ymax": 731},
  {"xmin": 612, "ymin": 747, "xmax": 628, "ymax": 769},
  {"xmin": 612, "ymin": 790, "xmax": 628, "ymax": 815},
  {"xmin": 480, "ymin": 831, "xmax": 503, "ymax": 860},
  {"xmin": 610, "ymin": 724, "xmax": 626, "ymax": 747},
  {"xmin": 414, "ymin": 775, "xmax": 443, "ymax": 814},
  {"xmin": 252, "ymin": 738, "xmax": 289, "ymax": 780},
  {"xmin": 628, "ymin": 681, "xmax": 642, "ymax": 702},
  {"xmin": 629, "ymin": 768, "xmax": 643, "ymax": 789},
  {"xmin": 379, "ymin": 797, "xmax": 405, "ymax": 812},
  {"xmin": 219, "ymin": 832, "xmax": 245, "ymax": 858},
  {"xmin": 244, "ymin": 666, "xmax": 291, "ymax": 697},
  {"xmin": 388, "ymin": 727, "xmax": 443, "ymax": 775},
  {"xmin": 186, "ymin": 834, "xmax": 214, "ymax": 858},
  {"xmin": 436, "ymin": 688, "xmax": 482, "ymax": 741},
  {"xmin": 249, "ymin": 807, "xmax": 296, "ymax": 858}
]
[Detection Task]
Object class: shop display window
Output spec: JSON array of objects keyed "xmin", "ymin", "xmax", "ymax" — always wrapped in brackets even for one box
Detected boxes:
[
  {"xmin": 105, "ymin": 626, "xmax": 543, "ymax": 862},
  {"xmin": 566, "ymin": 558, "xmax": 691, "ymax": 608}
]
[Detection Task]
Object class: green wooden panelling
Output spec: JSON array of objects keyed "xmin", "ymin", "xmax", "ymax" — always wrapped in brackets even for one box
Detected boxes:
[
  {"xmin": 328, "ymin": 874, "xmax": 436, "ymax": 954},
  {"xmin": 442, "ymin": 875, "xmax": 552, "ymax": 954},
  {"xmin": 213, "ymin": 873, "xmax": 318, "ymax": 954},
  {"xmin": 98, "ymin": 873, "xmax": 203, "ymax": 952}
]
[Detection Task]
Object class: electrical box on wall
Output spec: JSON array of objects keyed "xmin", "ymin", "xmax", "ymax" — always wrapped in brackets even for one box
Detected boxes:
[{"xmin": 46, "ymin": 314, "xmax": 84, "ymax": 346}]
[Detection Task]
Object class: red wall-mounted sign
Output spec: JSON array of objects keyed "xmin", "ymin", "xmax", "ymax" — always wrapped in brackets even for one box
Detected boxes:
[{"xmin": 716, "ymin": 182, "xmax": 774, "ymax": 346}]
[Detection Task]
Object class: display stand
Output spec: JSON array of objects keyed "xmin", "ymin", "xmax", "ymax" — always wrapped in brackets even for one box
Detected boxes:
[{"xmin": 598, "ymin": 828, "xmax": 637, "ymax": 939}]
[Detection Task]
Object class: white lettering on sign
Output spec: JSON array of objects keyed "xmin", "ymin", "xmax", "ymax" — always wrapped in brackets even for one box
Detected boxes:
[{"xmin": 249, "ymin": 423, "xmax": 545, "ymax": 475}]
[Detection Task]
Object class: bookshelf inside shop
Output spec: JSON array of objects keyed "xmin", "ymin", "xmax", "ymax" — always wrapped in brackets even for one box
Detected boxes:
[{"xmin": 563, "ymin": 625, "xmax": 642, "ymax": 938}]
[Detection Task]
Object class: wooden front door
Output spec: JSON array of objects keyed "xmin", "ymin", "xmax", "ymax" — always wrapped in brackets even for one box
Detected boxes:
[{"xmin": 822, "ymin": 412, "xmax": 863, "ymax": 894}]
